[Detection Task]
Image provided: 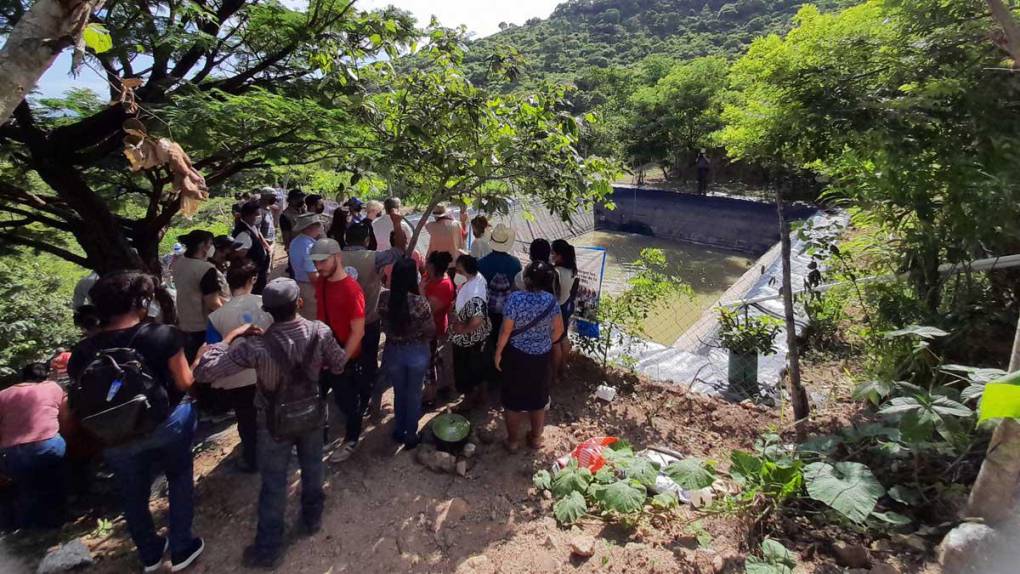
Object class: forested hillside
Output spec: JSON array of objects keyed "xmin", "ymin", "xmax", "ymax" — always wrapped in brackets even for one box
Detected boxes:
[{"xmin": 464, "ymin": 0, "xmax": 846, "ymax": 85}]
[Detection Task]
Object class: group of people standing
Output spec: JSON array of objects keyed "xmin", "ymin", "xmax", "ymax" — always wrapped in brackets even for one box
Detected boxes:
[{"xmin": 0, "ymin": 189, "xmax": 580, "ymax": 570}]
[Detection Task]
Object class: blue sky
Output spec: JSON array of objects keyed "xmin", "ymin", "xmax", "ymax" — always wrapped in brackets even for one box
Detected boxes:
[{"xmin": 35, "ymin": 0, "xmax": 559, "ymax": 99}]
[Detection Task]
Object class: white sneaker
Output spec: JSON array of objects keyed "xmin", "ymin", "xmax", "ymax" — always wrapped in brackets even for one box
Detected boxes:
[{"xmin": 329, "ymin": 441, "xmax": 359, "ymax": 463}]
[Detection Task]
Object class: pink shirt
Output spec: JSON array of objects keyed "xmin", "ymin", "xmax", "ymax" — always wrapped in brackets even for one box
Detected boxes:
[
  {"xmin": 0, "ymin": 381, "xmax": 64, "ymax": 448},
  {"xmin": 425, "ymin": 217, "xmax": 465, "ymax": 266}
]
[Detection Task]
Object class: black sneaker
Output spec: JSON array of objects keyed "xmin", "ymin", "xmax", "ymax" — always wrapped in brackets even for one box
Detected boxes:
[
  {"xmin": 242, "ymin": 544, "xmax": 283, "ymax": 569},
  {"xmin": 298, "ymin": 516, "xmax": 322, "ymax": 537},
  {"xmin": 170, "ymin": 537, "xmax": 204, "ymax": 572},
  {"xmin": 143, "ymin": 538, "xmax": 169, "ymax": 573}
]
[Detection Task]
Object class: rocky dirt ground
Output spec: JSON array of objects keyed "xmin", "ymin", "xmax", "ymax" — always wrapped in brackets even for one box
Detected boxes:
[{"xmin": 3, "ymin": 355, "xmax": 943, "ymax": 573}]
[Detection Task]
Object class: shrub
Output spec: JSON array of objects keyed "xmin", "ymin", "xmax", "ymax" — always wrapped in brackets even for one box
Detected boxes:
[{"xmin": 0, "ymin": 260, "xmax": 77, "ymax": 381}]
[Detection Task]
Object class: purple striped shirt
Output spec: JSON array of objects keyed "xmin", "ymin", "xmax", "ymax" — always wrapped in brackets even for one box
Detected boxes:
[{"xmin": 194, "ymin": 317, "xmax": 346, "ymax": 402}]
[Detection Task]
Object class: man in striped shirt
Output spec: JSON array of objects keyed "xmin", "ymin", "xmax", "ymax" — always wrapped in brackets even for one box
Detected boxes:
[{"xmin": 194, "ymin": 277, "xmax": 346, "ymax": 569}]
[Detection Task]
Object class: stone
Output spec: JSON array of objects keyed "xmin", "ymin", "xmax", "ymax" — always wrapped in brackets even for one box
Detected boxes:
[
  {"xmin": 832, "ymin": 541, "xmax": 871, "ymax": 569},
  {"xmin": 37, "ymin": 539, "xmax": 94, "ymax": 574},
  {"xmin": 688, "ymin": 487, "xmax": 715, "ymax": 508},
  {"xmin": 938, "ymin": 522, "xmax": 996, "ymax": 573},
  {"xmin": 435, "ymin": 452, "xmax": 457, "ymax": 473},
  {"xmin": 456, "ymin": 459, "xmax": 468, "ymax": 477},
  {"xmin": 870, "ymin": 565, "xmax": 899, "ymax": 574},
  {"xmin": 462, "ymin": 443, "xmax": 477, "ymax": 458},
  {"xmin": 543, "ymin": 534, "xmax": 558, "ymax": 549},
  {"xmin": 433, "ymin": 497, "xmax": 470, "ymax": 533},
  {"xmin": 456, "ymin": 555, "xmax": 495, "ymax": 574},
  {"xmin": 415, "ymin": 444, "xmax": 437, "ymax": 466},
  {"xmin": 569, "ymin": 534, "xmax": 596, "ymax": 558},
  {"xmin": 711, "ymin": 553, "xmax": 725, "ymax": 573},
  {"xmin": 891, "ymin": 533, "xmax": 928, "ymax": 552},
  {"xmin": 870, "ymin": 539, "xmax": 894, "ymax": 553}
]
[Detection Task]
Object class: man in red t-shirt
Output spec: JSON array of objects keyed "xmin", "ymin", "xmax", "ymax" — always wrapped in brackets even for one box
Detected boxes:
[{"xmin": 309, "ymin": 238, "xmax": 367, "ymax": 462}]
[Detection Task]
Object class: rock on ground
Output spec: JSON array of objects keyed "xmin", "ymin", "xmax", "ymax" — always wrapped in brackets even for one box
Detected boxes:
[
  {"xmin": 37, "ymin": 539, "xmax": 94, "ymax": 574},
  {"xmin": 569, "ymin": 534, "xmax": 596, "ymax": 558},
  {"xmin": 831, "ymin": 541, "xmax": 871, "ymax": 569},
  {"xmin": 939, "ymin": 522, "xmax": 997, "ymax": 574}
]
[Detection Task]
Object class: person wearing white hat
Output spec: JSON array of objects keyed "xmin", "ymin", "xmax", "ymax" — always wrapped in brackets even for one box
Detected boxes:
[
  {"xmin": 425, "ymin": 203, "xmax": 466, "ymax": 273},
  {"xmin": 476, "ymin": 223, "xmax": 522, "ymax": 384}
]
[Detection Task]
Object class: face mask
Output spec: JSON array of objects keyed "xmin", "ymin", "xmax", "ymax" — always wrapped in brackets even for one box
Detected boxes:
[
  {"xmin": 207, "ymin": 244, "xmax": 215, "ymax": 258},
  {"xmin": 454, "ymin": 274, "xmax": 467, "ymax": 287}
]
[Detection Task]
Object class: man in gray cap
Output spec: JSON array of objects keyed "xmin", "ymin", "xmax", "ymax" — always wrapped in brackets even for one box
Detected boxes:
[
  {"xmin": 194, "ymin": 277, "xmax": 347, "ymax": 569},
  {"xmin": 287, "ymin": 213, "xmax": 323, "ymax": 319}
]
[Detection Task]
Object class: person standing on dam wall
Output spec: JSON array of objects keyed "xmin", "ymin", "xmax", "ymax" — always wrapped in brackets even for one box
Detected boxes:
[{"xmin": 696, "ymin": 150, "xmax": 711, "ymax": 195}]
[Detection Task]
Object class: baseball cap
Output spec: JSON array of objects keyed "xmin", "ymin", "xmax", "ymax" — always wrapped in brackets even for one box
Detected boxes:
[
  {"xmin": 308, "ymin": 238, "xmax": 342, "ymax": 262},
  {"xmin": 262, "ymin": 278, "xmax": 300, "ymax": 308}
]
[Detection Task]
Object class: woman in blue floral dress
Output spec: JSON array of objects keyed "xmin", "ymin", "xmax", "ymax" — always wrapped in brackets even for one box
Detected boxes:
[{"xmin": 494, "ymin": 261, "xmax": 564, "ymax": 452}]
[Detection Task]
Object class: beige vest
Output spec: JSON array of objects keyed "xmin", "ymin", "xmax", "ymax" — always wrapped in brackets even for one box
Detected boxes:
[
  {"xmin": 173, "ymin": 256, "xmax": 221, "ymax": 332},
  {"xmin": 343, "ymin": 249, "xmax": 381, "ymax": 324}
]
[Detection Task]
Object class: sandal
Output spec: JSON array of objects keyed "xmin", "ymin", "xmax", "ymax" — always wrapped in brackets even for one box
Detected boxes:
[
  {"xmin": 526, "ymin": 432, "xmax": 544, "ymax": 450},
  {"xmin": 504, "ymin": 439, "xmax": 522, "ymax": 454}
]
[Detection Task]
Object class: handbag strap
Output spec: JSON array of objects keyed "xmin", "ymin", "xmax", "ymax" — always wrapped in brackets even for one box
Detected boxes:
[{"xmin": 511, "ymin": 298, "xmax": 558, "ymax": 338}]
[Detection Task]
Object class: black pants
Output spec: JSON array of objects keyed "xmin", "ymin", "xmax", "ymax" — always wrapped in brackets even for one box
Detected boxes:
[
  {"xmin": 362, "ymin": 321, "xmax": 381, "ymax": 410},
  {"xmin": 453, "ymin": 339, "xmax": 488, "ymax": 394},
  {"xmin": 221, "ymin": 386, "xmax": 257, "ymax": 467},
  {"xmin": 323, "ymin": 362, "xmax": 370, "ymax": 444}
]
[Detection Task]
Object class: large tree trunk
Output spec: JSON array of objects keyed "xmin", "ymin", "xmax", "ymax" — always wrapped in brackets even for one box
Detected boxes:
[
  {"xmin": 777, "ymin": 190, "xmax": 809, "ymax": 425},
  {"xmin": 987, "ymin": 0, "xmax": 1020, "ymax": 68},
  {"xmin": 0, "ymin": 0, "xmax": 101, "ymax": 125}
]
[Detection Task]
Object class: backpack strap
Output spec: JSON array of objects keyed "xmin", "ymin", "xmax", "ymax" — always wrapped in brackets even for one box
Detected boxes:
[
  {"xmin": 263, "ymin": 325, "xmax": 320, "ymax": 394},
  {"xmin": 511, "ymin": 298, "xmax": 559, "ymax": 338}
]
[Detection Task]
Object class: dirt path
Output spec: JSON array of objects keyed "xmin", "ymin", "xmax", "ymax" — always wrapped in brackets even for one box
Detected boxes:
[{"xmin": 9, "ymin": 356, "xmax": 936, "ymax": 573}]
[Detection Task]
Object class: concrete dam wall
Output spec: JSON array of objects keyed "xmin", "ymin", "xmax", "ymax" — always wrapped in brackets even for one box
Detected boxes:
[{"xmin": 597, "ymin": 186, "xmax": 816, "ymax": 256}]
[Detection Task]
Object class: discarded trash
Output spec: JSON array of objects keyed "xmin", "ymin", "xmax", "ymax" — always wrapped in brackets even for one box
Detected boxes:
[
  {"xmin": 554, "ymin": 436, "xmax": 619, "ymax": 472},
  {"xmin": 595, "ymin": 385, "xmax": 617, "ymax": 402}
]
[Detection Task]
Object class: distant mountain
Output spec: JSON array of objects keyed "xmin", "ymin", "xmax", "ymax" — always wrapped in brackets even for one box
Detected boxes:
[{"xmin": 464, "ymin": 0, "xmax": 845, "ymax": 85}]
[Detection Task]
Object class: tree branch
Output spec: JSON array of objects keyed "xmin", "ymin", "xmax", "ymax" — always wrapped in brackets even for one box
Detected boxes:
[
  {"xmin": 0, "ymin": 203, "xmax": 75, "ymax": 231},
  {"xmin": 987, "ymin": 0, "xmax": 1020, "ymax": 68},
  {"xmin": 0, "ymin": 230, "xmax": 88, "ymax": 267}
]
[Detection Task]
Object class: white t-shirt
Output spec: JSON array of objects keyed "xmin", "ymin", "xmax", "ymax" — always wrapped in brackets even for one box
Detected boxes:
[
  {"xmin": 470, "ymin": 236, "xmax": 493, "ymax": 260},
  {"xmin": 372, "ymin": 216, "xmax": 414, "ymax": 251}
]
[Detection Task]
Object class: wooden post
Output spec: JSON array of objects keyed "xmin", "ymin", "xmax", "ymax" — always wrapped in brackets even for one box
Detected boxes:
[{"xmin": 777, "ymin": 189, "xmax": 810, "ymax": 425}]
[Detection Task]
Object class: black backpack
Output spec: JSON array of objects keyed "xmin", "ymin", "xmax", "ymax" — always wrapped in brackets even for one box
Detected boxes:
[
  {"xmin": 263, "ymin": 329, "xmax": 326, "ymax": 440},
  {"xmin": 69, "ymin": 325, "xmax": 171, "ymax": 447}
]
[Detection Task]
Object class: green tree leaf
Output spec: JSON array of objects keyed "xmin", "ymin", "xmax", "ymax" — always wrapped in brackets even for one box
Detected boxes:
[
  {"xmin": 551, "ymin": 465, "xmax": 592, "ymax": 499},
  {"xmin": 533, "ymin": 469, "xmax": 552, "ymax": 491},
  {"xmin": 83, "ymin": 23, "xmax": 113, "ymax": 54},
  {"xmin": 596, "ymin": 480, "xmax": 647, "ymax": 514},
  {"xmin": 651, "ymin": 491, "xmax": 679, "ymax": 510},
  {"xmin": 553, "ymin": 491, "xmax": 587, "ymax": 525},
  {"xmin": 664, "ymin": 459, "xmax": 716, "ymax": 489},
  {"xmin": 804, "ymin": 462, "xmax": 885, "ymax": 524}
]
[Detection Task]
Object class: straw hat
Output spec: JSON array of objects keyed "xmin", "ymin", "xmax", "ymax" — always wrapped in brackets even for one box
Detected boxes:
[{"xmin": 489, "ymin": 223, "xmax": 515, "ymax": 253}]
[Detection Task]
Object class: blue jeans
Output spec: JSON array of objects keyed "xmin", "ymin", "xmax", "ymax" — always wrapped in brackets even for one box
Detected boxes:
[
  {"xmin": 105, "ymin": 401, "xmax": 198, "ymax": 566},
  {"xmin": 254, "ymin": 418, "xmax": 324, "ymax": 553},
  {"xmin": 1, "ymin": 435, "xmax": 66, "ymax": 528},
  {"xmin": 383, "ymin": 342, "xmax": 430, "ymax": 442}
]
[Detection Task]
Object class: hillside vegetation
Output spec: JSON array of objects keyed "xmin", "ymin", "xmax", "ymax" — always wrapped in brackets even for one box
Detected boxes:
[{"xmin": 464, "ymin": 0, "xmax": 846, "ymax": 87}]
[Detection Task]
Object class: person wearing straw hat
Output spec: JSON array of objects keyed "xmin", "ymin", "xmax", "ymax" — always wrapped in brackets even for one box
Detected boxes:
[
  {"xmin": 425, "ymin": 203, "xmax": 465, "ymax": 274},
  {"xmin": 288, "ymin": 213, "xmax": 323, "ymax": 320},
  {"xmin": 477, "ymin": 223, "xmax": 522, "ymax": 385}
]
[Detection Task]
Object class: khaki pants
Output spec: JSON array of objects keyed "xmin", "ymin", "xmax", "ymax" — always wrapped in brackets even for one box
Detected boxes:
[{"xmin": 298, "ymin": 281, "xmax": 317, "ymax": 320}]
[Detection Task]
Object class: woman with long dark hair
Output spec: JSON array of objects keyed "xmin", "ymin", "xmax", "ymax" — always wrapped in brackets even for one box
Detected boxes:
[
  {"xmin": 494, "ymin": 261, "xmax": 564, "ymax": 452},
  {"xmin": 551, "ymin": 239, "xmax": 579, "ymax": 379},
  {"xmin": 377, "ymin": 258, "xmax": 435, "ymax": 448}
]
